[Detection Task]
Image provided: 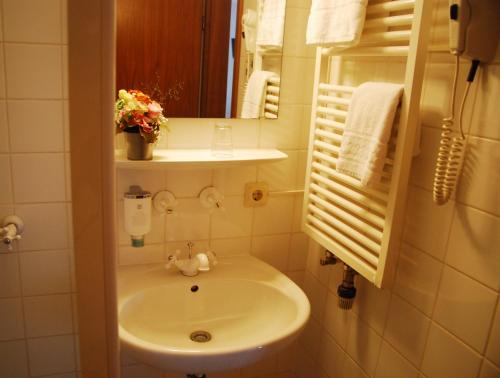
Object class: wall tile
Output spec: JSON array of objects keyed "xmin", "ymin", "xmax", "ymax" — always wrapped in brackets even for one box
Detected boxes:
[
  {"xmin": 375, "ymin": 341, "xmax": 419, "ymax": 378},
  {"xmin": 352, "ymin": 277, "xmax": 391, "ymax": 335},
  {"xmin": 302, "ymin": 271, "xmax": 327, "ymax": 322},
  {"xmin": 211, "ymin": 196, "xmax": 253, "ymax": 238},
  {"xmin": 470, "ymin": 64, "xmax": 500, "ymax": 140},
  {"xmin": 0, "ymin": 254, "xmax": 21, "ymax": 297},
  {"xmin": 393, "ymin": 243, "xmax": 443, "ymax": 316},
  {"xmin": 3, "ymin": 0, "xmax": 62, "ymax": 43},
  {"xmin": 116, "ymin": 169, "xmax": 165, "ymax": 198},
  {"xmin": 0, "ymin": 156, "xmax": 13, "ymax": 204},
  {"xmin": 5, "ymin": 44, "xmax": 62, "ymax": 99},
  {"xmin": 346, "ymin": 314, "xmax": 382, "ymax": 376},
  {"xmin": 299, "ymin": 317, "xmax": 321, "ymax": 357},
  {"xmin": 288, "ymin": 232, "xmax": 308, "ymax": 271},
  {"xmin": 433, "ymin": 266, "xmax": 497, "ymax": 352},
  {"xmin": 8, "ymin": 100, "xmax": 64, "ymax": 152},
  {"xmin": 480, "ymin": 360, "xmax": 500, "ymax": 378},
  {"xmin": 121, "ymin": 364, "xmax": 163, "ymax": 378},
  {"xmin": 165, "ymin": 169, "xmax": 212, "ymax": 198},
  {"xmin": 209, "ymin": 236, "xmax": 251, "ymax": 256},
  {"xmin": 213, "ymin": 166, "xmax": 256, "ymax": 196},
  {"xmin": 251, "ymin": 234, "xmax": 290, "ymax": 271},
  {"xmin": 23, "ymin": 294, "xmax": 73, "ymax": 337},
  {"xmin": 323, "ymin": 290, "xmax": 352, "ymax": 349},
  {"xmin": 384, "ymin": 295, "xmax": 430, "ymax": 365},
  {"xmin": 486, "ymin": 303, "xmax": 500, "ymax": 366},
  {"xmin": 0, "ymin": 340, "xmax": 28, "ymax": 378},
  {"xmin": 457, "ymin": 137, "xmax": 500, "ymax": 216},
  {"xmin": 15, "ymin": 203, "xmax": 68, "ymax": 251},
  {"xmin": 27, "ymin": 335, "xmax": 75, "ymax": 376},
  {"xmin": 446, "ymin": 205, "xmax": 500, "ymax": 291},
  {"xmin": 258, "ymin": 150, "xmax": 298, "ymax": 191},
  {"xmin": 253, "ymin": 196, "xmax": 294, "ymax": 235},
  {"xmin": 0, "ymin": 102, "xmax": 9, "ymax": 152},
  {"xmin": 19, "ymin": 250, "xmax": 71, "ymax": 295},
  {"xmin": 119, "ymin": 244, "xmax": 164, "ymax": 266},
  {"xmin": 421, "ymin": 324, "xmax": 482, "ymax": 378},
  {"xmin": 165, "ymin": 198, "xmax": 210, "ymax": 242},
  {"xmin": 318, "ymin": 331, "xmax": 344, "ymax": 378},
  {"xmin": 259, "ymin": 105, "xmax": 303, "ymax": 149},
  {"xmin": 410, "ymin": 126, "xmax": 442, "ymax": 191},
  {"xmin": 0, "ymin": 298, "xmax": 25, "ymax": 341},
  {"xmin": 341, "ymin": 355, "xmax": 369, "ymax": 378},
  {"xmin": 0, "ymin": 48, "xmax": 5, "ymax": 99},
  {"xmin": 11, "ymin": 153, "xmax": 66, "ymax": 203},
  {"xmin": 403, "ymin": 186, "xmax": 454, "ymax": 260}
]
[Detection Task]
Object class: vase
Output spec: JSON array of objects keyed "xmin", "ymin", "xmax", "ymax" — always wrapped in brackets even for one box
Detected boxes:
[{"xmin": 125, "ymin": 131, "xmax": 153, "ymax": 160}]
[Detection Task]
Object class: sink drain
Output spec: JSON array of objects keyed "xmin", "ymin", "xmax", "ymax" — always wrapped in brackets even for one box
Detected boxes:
[{"xmin": 190, "ymin": 330, "xmax": 212, "ymax": 343}]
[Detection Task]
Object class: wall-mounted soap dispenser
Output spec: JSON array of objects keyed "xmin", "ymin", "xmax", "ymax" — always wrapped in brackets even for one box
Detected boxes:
[{"xmin": 124, "ymin": 186, "xmax": 152, "ymax": 247}]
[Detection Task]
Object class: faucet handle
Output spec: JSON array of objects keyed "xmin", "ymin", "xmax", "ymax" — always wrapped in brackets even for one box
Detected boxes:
[
  {"xmin": 165, "ymin": 249, "xmax": 181, "ymax": 269},
  {"xmin": 206, "ymin": 250, "xmax": 218, "ymax": 266}
]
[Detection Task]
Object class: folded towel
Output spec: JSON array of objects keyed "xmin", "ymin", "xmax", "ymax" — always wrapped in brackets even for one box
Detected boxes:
[
  {"xmin": 256, "ymin": 0, "xmax": 286, "ymax": 49},
  {"xmin": 241, "ymin": 70, "xmax": 278, "ymax": 119},
  {"xmin": 306, "ymin": 0, "xmax": 368, "ymax": 47},
  {"xmin": 336, "ymin": 82, "xmax": 403, "ymax": 187},
  {"xmin": 242, "ymin": 9, "xmax": 257, "ymax": 53}
]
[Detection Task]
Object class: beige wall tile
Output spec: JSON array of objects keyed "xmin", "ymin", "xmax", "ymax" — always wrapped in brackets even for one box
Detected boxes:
[
  {"xmin": 23, "ymin": 294, "xmax": 73, "ymax": 337},
  {"xmin": 0, "ymin": 298, "xmax": 25, "ymax": 340},
  {"xmin": 403, "ymin": 186, "xmax": 455, "ymax": 260},
  {"xmin": 302, "ymin": 271, "xmax": 327, "ymax": 322},
  {"xmin": 0, "ymin": 48, "xmax": 5, "ymax": 99},
  {"xmin": 3, "ymin": 0, "xmax": 62, "ymax": 43},
  {"xmin": 446, "ymin": 205, "xmax": 500, "ymax": 291},
  {"xmin": 165, "ymin": 198, "xmax": 210, "ymax": 242},
  {"xmin": 0, "ymin": 340, "xmax": 28, "ymax": 378},
  {"xmin": 11, "ymin": 153, "xmax": 66, "ymax": 203},
  {"xmin": 470, "ymin": 64, "xmax": 500, "ymax": 140},
  {"xmin": 213, "ymin": 166, "xmax": 256, "ymax": 196},
  {"xmin": 119, "ymin": 244, "xmax": 164, "ymax": 266},
  {"xmin": 0, "ymin": 254, "xmax": 21, "ymax": 297},
  {"xmin": 19, "ymin": 250, "xmax": 71, "ymax": 295},
  {"xmin": 27, "ymin": 335, "xmax": 75, "ymax": 376},
  {"xmin": 0, "ymin": 102, "xmax": 9, "ymax": 152},
  {"xmin": 434, "ymin": 267, "xmax": 497, "ymax": 352},
  {"xmin": 251, "ymin": 234, "xmax": 290, "ymax": 271},
  {"xmin": 15, "ymin": 203, "xmax": 68, "ymax": 251},
  {"xmin": 421, "ymin": 324, "xmax": 482, "ymax": 378},
  {"xmin": 8, "ymin": 100, "xmax": 64, "ymax": 152},
  {"xmin": 209, "ymin": 237, "xmax": 251, "ymax": 257},
  {"xmin": 253, "ymin": 196, "xmax": 294, "ymax": 235},
  {"xmin": 486, "ymin": 304, "xmax": 500, "ymax": 366},
  {"xmin": 288, "ymin": 232, "xmax": 309, "ymax": 271},
  {"xmin": 384, "ymin": 296, "xmax": 430, "ymax": 365},
  {"xmin": 480, "ymin": 360, "xmax": 500, "ymax": 378},
  {"xmin": 5, "ymin": 44, "xmax": 62, "ymax": 99},
  {"xmin": 457, "ymin": 137, "xmax": 500, "ymax": 216},
  {"xmin": 394, "ymin": 243, "xmax": 443, "ymax": 316},
  {"xmin": 164, "ymin": 169, "xmax": 211, "ymax": 198},
  {"xmin": 346, "ymin": 314, "xmax": 382, "ymax": 376},
  {"xmin": 323, "ymin": 290, "xmax": 352, "ymax": 349},
  {"xmin": 258, "ymin": 150, "xmax": 298, "ymax": 191},
  {"xmin": 352, "ymin": 277, "xmax": 391, "ymax": 334},
  {"xmin": 0, "ymin": 156, "xmax": 13, "ymax": 204},
  {"xmin": 375, "ymin": 341, "xmax": 419, "ymax": 378},
  {"xmin": 211, "ymin": 196, "xmax": 253, "ymax": 238},
  {"xmin": 318, "ymin": 331, "xmax": 345, "ymax": 378}
]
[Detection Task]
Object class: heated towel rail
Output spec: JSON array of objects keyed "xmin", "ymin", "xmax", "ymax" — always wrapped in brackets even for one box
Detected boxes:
[{"xmin": 302, "ymin": 0, "xmax": 433, "ymax": 288}]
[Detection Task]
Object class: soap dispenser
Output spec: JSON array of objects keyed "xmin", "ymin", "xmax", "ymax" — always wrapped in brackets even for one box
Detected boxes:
[{"xmin": 124, "ymin": 186, "xmax": 152, "ymax": 247}]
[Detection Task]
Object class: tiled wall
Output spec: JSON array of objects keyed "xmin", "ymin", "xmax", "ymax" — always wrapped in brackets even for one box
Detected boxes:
[
  {"xmin": 294, "ymin": 1, "xmax": 500, "ymax": 378},
  {"xmin": 117, "ymin": 2, "xmax": 315, "ymax": 378},
  {"xmin": 0, "ymin": 0, "xmax": 78, "ymax": 377}
]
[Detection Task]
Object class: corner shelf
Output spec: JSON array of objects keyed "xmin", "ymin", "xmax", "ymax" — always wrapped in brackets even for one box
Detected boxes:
[{"xmin": 115, "ymin": 148, "xmax": 288, "ymax": 169}]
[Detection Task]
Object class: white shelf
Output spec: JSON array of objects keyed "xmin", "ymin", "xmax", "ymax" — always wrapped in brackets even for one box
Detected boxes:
[{"xmin": 115, "ymin": 148, "xmax": 288, "ymax": 169}]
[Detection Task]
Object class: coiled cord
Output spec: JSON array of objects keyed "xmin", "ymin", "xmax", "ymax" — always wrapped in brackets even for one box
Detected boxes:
[{"xmin": 432, "ymin": 57, "xmax": 478, "ymax": 205}]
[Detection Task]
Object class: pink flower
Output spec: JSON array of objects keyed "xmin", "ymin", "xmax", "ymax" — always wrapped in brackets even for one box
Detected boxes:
[{"xmin": 148, "ymin": 101, "xmax": 162, "ymax": 117}]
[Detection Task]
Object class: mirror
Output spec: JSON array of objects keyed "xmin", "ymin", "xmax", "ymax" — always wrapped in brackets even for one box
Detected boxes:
[{"xmin": 116, "ymin": 0, "xmax": 286, "ymax": 119}]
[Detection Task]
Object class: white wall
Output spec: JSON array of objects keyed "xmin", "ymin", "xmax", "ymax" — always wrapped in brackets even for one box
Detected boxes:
[
  {"xmin": 0, "ymin": 0, "xmax": 78, "ymax": 377},
  {"xmin": 295, "ymin": 1, "xmax": 500, "ymax": 378}
]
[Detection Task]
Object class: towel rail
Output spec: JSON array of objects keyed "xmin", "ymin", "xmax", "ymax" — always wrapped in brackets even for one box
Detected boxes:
[{"xmin": 366, "ymin": 0, "xmax": 415, "ymax": 14}]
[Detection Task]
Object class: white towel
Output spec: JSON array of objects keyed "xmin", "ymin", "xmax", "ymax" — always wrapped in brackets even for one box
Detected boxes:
[
  {"xmin": 242, "ymin": 9, "xmax": 257, "ymax": 53},
  {"xmin": 256, "ymin": 0, "xmax": 286, "ymax": 49},
  {"xmin": 241, "ymin": 70, "xmax": 278, "ymax": 119},
  {"xmin": 306, "ymin": 0, "xmax": 368, "ymax": 47},
  {"xmin": 336, "ymin": 82, "xmax": 403, "ymax": 187}
]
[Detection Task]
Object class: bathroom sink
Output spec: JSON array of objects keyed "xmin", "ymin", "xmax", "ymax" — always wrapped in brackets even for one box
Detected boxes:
[{"xmin": 118, "ymin": 255, "xmax": 310, "ymax": 374}]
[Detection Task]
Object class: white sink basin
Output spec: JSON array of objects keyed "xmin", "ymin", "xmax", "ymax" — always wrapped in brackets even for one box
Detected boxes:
[{"xmin": 118, "ymin": 255, "xmax": 310, "ymax": 374}]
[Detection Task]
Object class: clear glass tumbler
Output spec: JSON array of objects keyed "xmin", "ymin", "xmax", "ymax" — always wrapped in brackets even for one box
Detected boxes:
[{"xmin": 211, "ymin": 123, "xmax": 233, "ymax": 158}]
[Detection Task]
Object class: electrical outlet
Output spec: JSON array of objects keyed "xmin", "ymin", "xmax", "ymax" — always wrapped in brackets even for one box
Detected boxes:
[{"xmin": 244, "ymin": 182, "xmax": 269, "ymax": 207}]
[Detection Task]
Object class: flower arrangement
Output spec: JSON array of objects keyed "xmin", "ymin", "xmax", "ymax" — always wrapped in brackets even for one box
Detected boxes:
[{"xmin": 115, "ymin": 89, "xmax": 168, "ymax": 144}]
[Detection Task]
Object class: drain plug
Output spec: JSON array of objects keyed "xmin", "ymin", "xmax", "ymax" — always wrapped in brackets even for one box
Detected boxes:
[{"xmin": 190, "ymin": 330, "xmax": 212, "ymax": 343}]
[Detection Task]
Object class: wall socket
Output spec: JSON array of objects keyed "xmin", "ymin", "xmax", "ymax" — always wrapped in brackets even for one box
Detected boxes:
[{"xmin": 244, "ymin": 182, "xmax": 269, "ymax": 207}]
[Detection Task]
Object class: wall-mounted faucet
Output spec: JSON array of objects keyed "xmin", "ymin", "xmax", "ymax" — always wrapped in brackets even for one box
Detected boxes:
[
  {"xmin": 1, "ymin": 215, "xmax": 24, "ymax": 251},
  {"xmin": 166, "ymin": 242, "xmax": 218, "ymax": 276}
]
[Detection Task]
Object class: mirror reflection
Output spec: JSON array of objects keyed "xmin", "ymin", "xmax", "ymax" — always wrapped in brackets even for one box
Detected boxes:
[{"xmin": 116, "ymin": 0, "xmax": 286, "ymax": 119}]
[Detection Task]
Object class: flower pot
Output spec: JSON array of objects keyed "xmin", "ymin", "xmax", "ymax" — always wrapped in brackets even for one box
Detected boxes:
[{"xmin": 126, "ymin": 131, "xmax": 154, "ymax": 160}]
